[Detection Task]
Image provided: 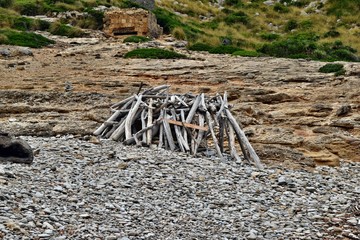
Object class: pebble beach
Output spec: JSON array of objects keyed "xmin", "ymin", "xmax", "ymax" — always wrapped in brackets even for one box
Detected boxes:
[{"xmin": 0, "ymin": 135, "xmax": 359, "ymax": 239}]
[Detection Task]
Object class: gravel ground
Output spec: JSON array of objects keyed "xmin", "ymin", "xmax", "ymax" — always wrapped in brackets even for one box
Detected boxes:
[{"xmin": 0, "ymin": 135, "xmax": 359, "ymax": 240}]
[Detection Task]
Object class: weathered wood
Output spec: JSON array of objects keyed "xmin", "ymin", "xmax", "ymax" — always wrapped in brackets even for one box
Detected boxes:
[
  {"xmin": 225, "ymin": 109, "xmax": 263, "ymax": 169},
  {"xmin": 165, "ymin": 119, "xmax": 208, "ymax": 131},
  {"xmin": 146, "ymin": 98, "xmax": 153, "ymax": 145},
  {"xmin": 96, "ymin": 86, "xmax": 262, "ymax": 168},
  {"xmin": 94, "ymin": 102, "xmax": 132, "ymax": 136},
  {"xmin": 226, "ymin": 121, "xmax": 242, "ymax": 163},
  {"xmin": 186, "ymin": 95, "xmax": 201, "ymax": 123},
  {"xmin": 123, "ymin": 119, "xmax": 162, "ymax": 145},
  {"xmin": 194, "ymin": 113, "xmax": 205, "ymax": 154},
  {"xmin": 163, "ymin": 112, "xmax": 176, "ymax": 151},
  {"xmin": 110, "ymin": 95, "xmax": 135, "ymax": 110},
  {"xmin": 125, "ymin": 95, "xmax": 143, "ymax": 140},
  {"xmin": 141, "ymin": 109, "xmax": 147, "ymax": 143},
  {"xmin": 180, "ymin": 109, "xmax": 188, "ymax": 148},
  {"xmin": 171, "ymin": 109, "xmax": 189, "ymax": 152},
  {"xmin": 219, "ymin": 114, "xmax": 225, "ymax": 153},
  {"xmin": 205, "ymin": 111, "xmax": 223, "ymax": 159}
]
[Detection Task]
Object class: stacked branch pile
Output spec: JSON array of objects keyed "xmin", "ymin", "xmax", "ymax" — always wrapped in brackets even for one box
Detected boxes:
[{"xmin": 94, "ymin": 85, "xmax": 263, "ymax": 169}]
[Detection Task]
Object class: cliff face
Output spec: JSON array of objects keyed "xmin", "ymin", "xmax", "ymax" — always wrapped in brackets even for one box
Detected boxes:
[{"xmin": 0, "ymin": 39, "xmax": 359, "ymax": 168}]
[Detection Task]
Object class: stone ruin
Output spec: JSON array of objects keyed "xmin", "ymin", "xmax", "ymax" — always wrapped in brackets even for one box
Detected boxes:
[{"xmin": 103, "ymin": 8, "xmax": 163, "ymax": 38}]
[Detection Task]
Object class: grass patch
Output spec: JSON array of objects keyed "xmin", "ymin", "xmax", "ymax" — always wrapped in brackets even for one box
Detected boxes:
[
  {"xmin": 188, "ymin": 42, "xmax": 213, "ymax": 52},
  {"xmin": 0, "ymin": 28, "xmax": 55, "ymax": 48},
  {"xmin": 123, "ymin": 35, "xmax": 151, "ymax": 43},
  {"xmin": 152, "ymin": 7, "xmax": 204, "ymax": 41},
  {"xmin": 124, "ymin": 48, "xmax": 187, "ymax": 59},
  {"xmin": 49, "ymin": 22, "xmax": 85, "ymax": 38},
  {"xmin": 232, "ymin": 50, "xmax": 260, "ymax": 57},
  {"xmin": 208, "ymin": 45, "xmax": 243, "ymax": 54},
  {"xmin": 319, "ymin": 63, "xmax": 345, "ymax": 76}
]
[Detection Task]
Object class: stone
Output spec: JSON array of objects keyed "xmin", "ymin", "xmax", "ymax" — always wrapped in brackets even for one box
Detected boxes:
[
  {"xmin": 17, "ymin": 47, "xmax": 33, "ymax": 56},
  {"xmin": 336, "ymin": 105, "xmax": 351, "ymax": 116},
  {"xmin": 0, "ymin": 48, "xmax": 11, "ymax": 57},
  {"xmin": 278, "ymin": 176, "xmax": 287, "ymax": 186},
  {"xmin": 0, "ymin": 132, "xmax": 34, "ymax": 164}
]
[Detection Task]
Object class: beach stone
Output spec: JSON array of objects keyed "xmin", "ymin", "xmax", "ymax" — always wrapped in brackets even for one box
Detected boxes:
[{"xmin": 0, "ymin": 132, "xmax": 34, "ymax": 164}]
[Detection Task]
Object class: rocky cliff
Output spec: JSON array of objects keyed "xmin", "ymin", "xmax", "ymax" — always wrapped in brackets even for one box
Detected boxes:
[{"xmin": 0, "ymin": 38, "xmax": 359, "ymax": 168}]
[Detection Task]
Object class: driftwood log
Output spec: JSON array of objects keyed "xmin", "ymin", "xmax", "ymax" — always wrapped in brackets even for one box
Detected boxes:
[{"xmin": 94, "ymin": 85, "xmax": 263, "ymax": 169}]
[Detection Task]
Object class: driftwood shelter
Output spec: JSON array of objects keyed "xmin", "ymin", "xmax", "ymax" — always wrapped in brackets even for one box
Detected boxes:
[{"xmin": 94, "ymin": 85, "xmax": 263, "ymax": 169}]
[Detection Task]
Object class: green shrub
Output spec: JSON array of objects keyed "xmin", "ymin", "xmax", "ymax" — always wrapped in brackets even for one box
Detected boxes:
[
  {"xmin": 208, "ymin": 45, "xmax": 243, "ymax": 54},
  {"xmin": 124, "ymin": 48, "xmax": 187, "ymax": 59},
  {"xmin": 83, "ymin": 8, "xmax": 104, "ymax": 30},
  {"xmin": 232, "ymin": 50, "xmax": 260, "ymax": 57},
  {"xmin": 324, "ymin": 29, "xmax": 340, "ymax": 38},
  {"xmin": 188, "ymin": 43, "xmax": 213, "ymax": 52},
  {"xmin": 0, "ymin": 28, "xmax": 55, "ymax": 48},
  {"xmin": 319, "ymin": 63, "xmax": 344, "ymax": 73},
  {"xmin": 291, "ymin": 0, "xmax": 311, "ymax": 7},
  {"xmin": 260, "ymin": 33, "xmax": 280, "ymax": 41},
  {"xmin": 330, "ymin": 49, "xmax": 358, "ymax": 62},
  {"xmin": 224, "ymin": 11, "xmax": 249, "ymax": 25},
  {"xmin": 11, "ymin": 17, "xmax": 50, "ymax": 31},
  {"xmin": 258, "ymin": 33, "xmax": 319, "ymax": 58},
  {"xmin": 119, "ymin": 0, "xmax": 141, "ymax": 8},
  {"xmin": 49, "ymin": 22, "xmax": 85, "ymax": 37},
  {"xmin": 0, "ymin": 0, "xmax": 13, "ymax": 8},
  {"xmin": 123, "ymin": 35, "xmax": 151, "ymax": 43},
  {"xmin": 300, "ymin": 20, "xmax": 313, "ymax": 30},
  {"xmin": 285, "ymin": 19, "xmax": 298, "ymax": 32},
  {"xmin": 201, "ymin": 20, "xmax": 219, "ymax": 30},
  {"xmin": 172, "ymin": 27, "xmax": 186, "ymax": 40},
  {"xmin": 326, "ymin": 0, "xmax": 360, "ymax": 17},
  {"xmin": 274, "ymin": 3, "xmax": 290, "ymax": 13},
  {"xmin": 224, "ymin": 0, "xmax": 244, "ymax": 7},
  {"xmin": 12, "ymin": 17, "xmax": 36, "ymax": 31},
  {"xmin": 153, "ymin": 8, "xmax": 203, "ymax": 41},
  {"xmin": 16, "ymin": 2, "xmax": 42, "ymax": 16}
]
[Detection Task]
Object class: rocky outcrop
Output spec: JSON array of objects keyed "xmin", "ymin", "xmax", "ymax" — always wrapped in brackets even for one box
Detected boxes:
[
  {"xmin": 0, "ymin": 38, "xmax": 359, "ymax": 168},
  {"xmin": 0, "ymin": 132, "xmax": 34, "ymax": 164}
]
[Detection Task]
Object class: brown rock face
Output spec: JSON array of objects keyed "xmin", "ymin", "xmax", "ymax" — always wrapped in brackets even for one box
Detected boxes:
[{"xmin": 0, "ymin": 40, "xmax": 359, "ymax": 168}]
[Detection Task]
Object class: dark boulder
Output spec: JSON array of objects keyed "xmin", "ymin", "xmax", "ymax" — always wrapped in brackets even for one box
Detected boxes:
[{"xmin": 0, "ymin": 132, "xmax": 34, "ymax": 164}]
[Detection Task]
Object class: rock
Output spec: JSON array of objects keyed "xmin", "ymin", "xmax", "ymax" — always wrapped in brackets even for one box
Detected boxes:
[
  {"xmin": 0, "ymin": 48, "xmax": 11, "ymax": 57},
  {"xmin": 278, "ymin": 176, "xmax": 287, "ymax": 185},
  {"xmin": 0, "ymin": 132, "xmax": 34, "ymax": 164},
  {"xmin": 330, "ymin": 119, "xmax": 355, "ymax": 129},
  {"xmin": 17, "ymin": 47, "xmax": 33, "ymax": 56},
  {"xmin": 336, "ymin": 105, "xmax": 351, "ymax": 116},
  {"xmin": 254, "ymin": 93, "xmax": 297, "ymax": 104}
]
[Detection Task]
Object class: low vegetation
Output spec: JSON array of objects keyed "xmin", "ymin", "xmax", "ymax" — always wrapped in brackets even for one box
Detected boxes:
[
  {"xmin": 232, "ymin": 50, "xmax": 260, "ymax": 57},
  {"xmin": 0, "ymin": 0, "xmax": 359, "ymax": 61},
  {"xmin": 123, "ymin": 35, "xmax": 151, "ymax": 43},
  {"xmin": 155, "ymin": 0, "xmax": 360, "ymax": 62},
  {"xmin": 319, "ymin": 63, "xmax": 345, "ymax": 76},
  {"xmin": 0, "ymin": 28, "xmax": 55, "ymax": 48},
  {"xmin": 124, "ymin": 48, "xmax": 187, "ymax": 59}
]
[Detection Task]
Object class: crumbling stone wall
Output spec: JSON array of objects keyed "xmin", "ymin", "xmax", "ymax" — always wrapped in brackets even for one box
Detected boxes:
[{"xmin": 103, "ymin": 8, "xmax": 163, "ymax": 38}]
